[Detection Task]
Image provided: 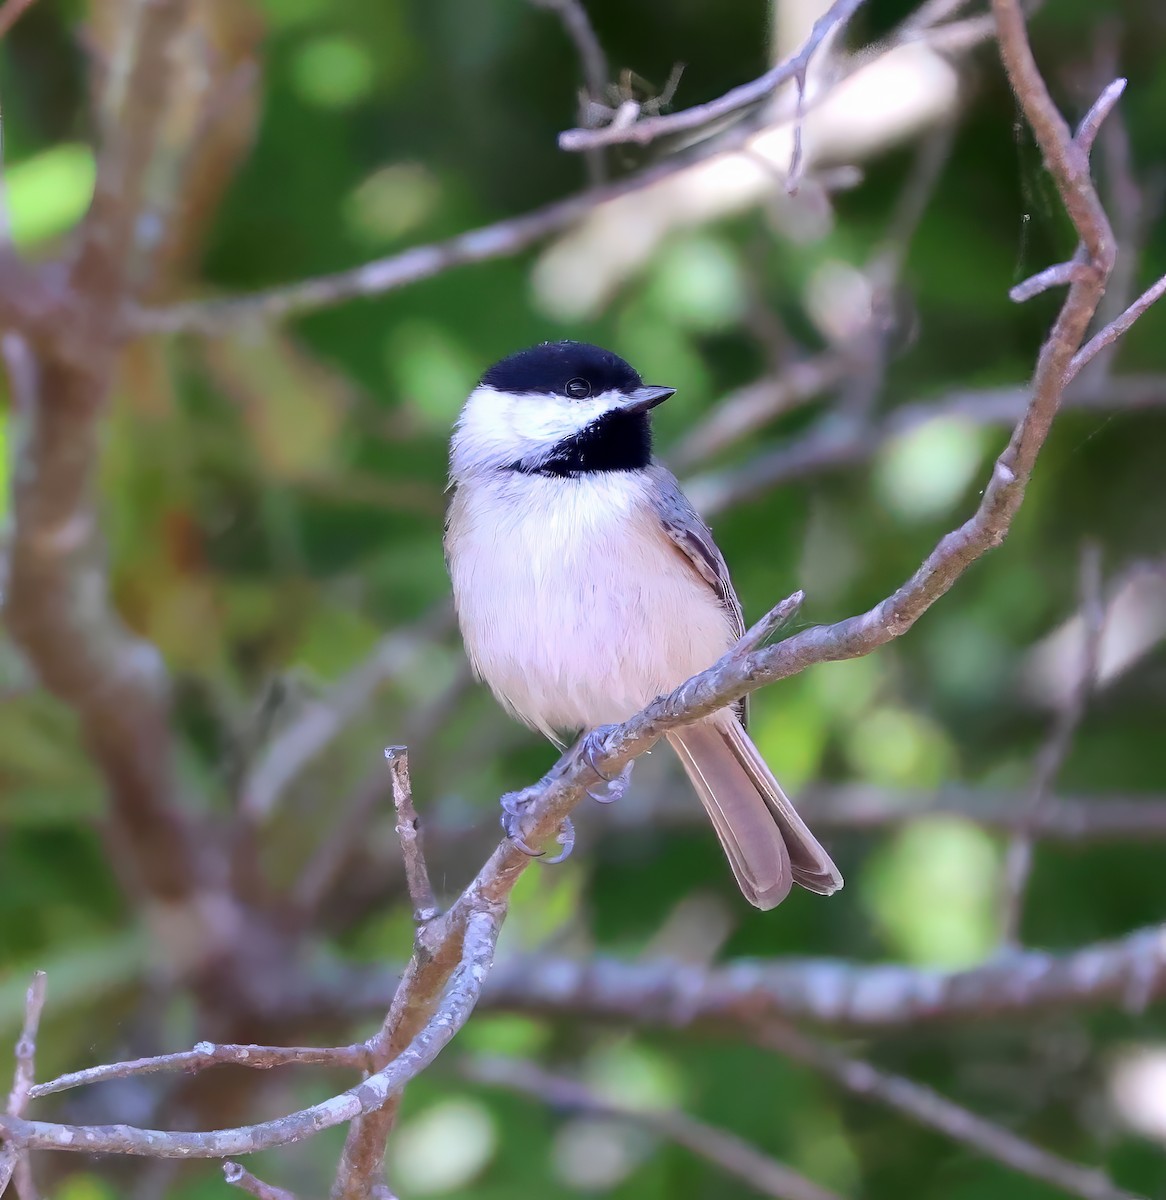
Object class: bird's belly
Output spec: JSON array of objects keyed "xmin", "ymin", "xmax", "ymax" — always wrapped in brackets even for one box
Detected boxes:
[{"xmin": 449, "ymin": 483, "xmax": 735, "ymax": 737}]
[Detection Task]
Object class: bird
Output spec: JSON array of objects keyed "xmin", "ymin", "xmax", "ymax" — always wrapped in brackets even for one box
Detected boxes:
[{"xmin": 443, "ymin": 340, "xmax": 842, "ymax": 909}]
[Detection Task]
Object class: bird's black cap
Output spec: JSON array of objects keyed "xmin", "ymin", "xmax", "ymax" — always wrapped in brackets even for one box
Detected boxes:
[{"xmin": 480, "ymin": 341, "xmax": 642, "ymax": 399}]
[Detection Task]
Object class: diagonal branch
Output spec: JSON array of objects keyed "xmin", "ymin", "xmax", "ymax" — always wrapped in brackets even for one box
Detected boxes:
[
  {"xmin": 223, "ymin": 1162, "xmax": 302, "ymax": 1200},
  {"xmin": 467, "ymin": 1057, "xmax": 844, "ymax": 1200},
  {"xmin": 135, "ymin": 140, "xmax": 749, "ymax": 335},
  {"xmin": 761, "ymin": 1023, "xmax": 1141, "ymax": 1200}
]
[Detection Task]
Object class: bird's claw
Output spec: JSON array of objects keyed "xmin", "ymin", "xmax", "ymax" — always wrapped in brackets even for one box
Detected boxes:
[
  {"xmin": 586, "ymin": 762, "xmax": 633, "ymax": 805},
  {"xmin": 581, "ymin": 726, "xmax": 632, "ymax": 804},
  {"xmin": 499, "ymin": 790, "xmax": 576, "ymax": 864},
  {"xmin": 542, "ymin": 816, "xmax": 575, "ymax": 864},
  {"xmin": 581, "ymin": 725, "xmax": 621, "ymax": 781}
]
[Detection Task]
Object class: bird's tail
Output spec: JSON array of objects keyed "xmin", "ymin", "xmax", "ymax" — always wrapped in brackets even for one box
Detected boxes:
[{"xmin": 666, "ymin": 713, "xmax": 843, "ymax": 910}]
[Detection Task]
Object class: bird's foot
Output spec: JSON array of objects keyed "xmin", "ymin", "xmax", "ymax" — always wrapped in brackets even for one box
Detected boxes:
[
  {"xmin": 500, "ymin": 788, "xmax": 576, "ymax": 864},
  {"xmin": 586, "ymin": 763, "xmax": 633, "ymax": 805},
  {"xmin": 580, "ymin": 726, "xmax": 633, "ymax": 805}
]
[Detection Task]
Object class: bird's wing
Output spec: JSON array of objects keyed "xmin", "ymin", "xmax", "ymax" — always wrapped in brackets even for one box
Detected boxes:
[{"xmin": 648, "ymin": 464, "xmax": 748, "ymax": 724}]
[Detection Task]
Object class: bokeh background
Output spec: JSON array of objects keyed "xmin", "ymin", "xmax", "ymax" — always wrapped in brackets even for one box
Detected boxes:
[{"xmin": 1, "ymin": 0, "xmax": 1166, "ymax": 1196}]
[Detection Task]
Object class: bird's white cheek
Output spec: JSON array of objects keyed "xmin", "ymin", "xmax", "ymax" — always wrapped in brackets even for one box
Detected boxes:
[{"xmin": 503, "ymin": 395, "xmax": 607, "ymax": 444}]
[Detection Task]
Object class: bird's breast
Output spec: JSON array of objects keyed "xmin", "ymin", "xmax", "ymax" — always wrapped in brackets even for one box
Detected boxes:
[{"xmin": 446, "ymin": 472, "xmax": 736, "ymax": 735}]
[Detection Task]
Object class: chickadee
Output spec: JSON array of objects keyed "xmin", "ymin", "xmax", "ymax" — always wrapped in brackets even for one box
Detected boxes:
[{"xmin": 444, "ymin": 340, "xmax": 842, "ymax": 909}]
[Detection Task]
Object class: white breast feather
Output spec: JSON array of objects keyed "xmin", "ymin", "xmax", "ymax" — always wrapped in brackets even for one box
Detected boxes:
[{"xmin": 446, "ymin": 470, "xmax": 737, "ymax": 738}]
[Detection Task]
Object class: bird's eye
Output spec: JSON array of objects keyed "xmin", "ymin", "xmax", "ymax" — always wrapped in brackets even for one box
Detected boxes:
[{"xmin": 565, "ymin": 378, "xmax": 591, "ymax": 399}]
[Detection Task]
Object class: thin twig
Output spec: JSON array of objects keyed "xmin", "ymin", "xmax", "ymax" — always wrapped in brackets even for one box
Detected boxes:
[
  {"xmin": 558, "ymin": 0, "xmax": 869, "ymax": 151},
  {"xmin": 760, "ymin": 1024, "xmax": 1142, "ymax": 1200},
  {"xmin": 386, "ymin": 748, "xmax": 439, "ymax": 924},
  {"xmin": 223, "ymin": 1162, "xmax": 302, "ymax": 1200},
  {"xmin": 530, "ymin": 0, "xmax": 607, "ymax": 101},
  {"xmin": 30, "ymin": 1042, "xmax": 369, "ymax": 1101},
  {"xmin": 467, "ymin": 1057, "xmax": 844, "ymax": 1200},
  {"xmin": 1075, "ymin": 77, "xmax": 1128, "ymax": 156},
  {"xmin": 529, "ymin": 0, "xmax": 610, "ymax": 182},
  {"xmin": 0, "ymin": 972, "xmax": 47, "ymax": 1196},
  {"xmin": 1000, "ymin": 543, "xmax": 1106, "ymax": 945},
  {"xmin": 733, "ymin": 590, "xmax": 805, "ymax": 657},
  {"xmin": 1077, "ymin": 35, "xmax": 1157, "ymax": 391},
  {"xmin": 1010, "ymin": 256, "xmax": 1091, "ymax": 302},
  {"xmin": 1068, "ymin": 272, "xmax": 1166, "ymax": 379}
]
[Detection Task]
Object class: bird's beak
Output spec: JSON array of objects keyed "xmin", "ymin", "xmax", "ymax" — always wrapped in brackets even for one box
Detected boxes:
[{"xmin": 622, "ymin": 385, "xmax": 676, "ymax": 414}]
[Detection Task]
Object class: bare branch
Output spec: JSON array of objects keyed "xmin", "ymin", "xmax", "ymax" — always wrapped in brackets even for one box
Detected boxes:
[
  {"xmin": 0, "ymin": 972, "xmax": 47, "ymax": 1196},
  {"xmin": 558, "ymin": 0, "xmax": 869, "ymax": 152},
  {"xmin": 467, "ymin": 1057, "xmax": 844, "ymax": 1200},
  {"xmin": 1000, "ymin": 543, "xmax": 1106, "ymax": 945},
  {"xmin": 29, "ymin": 1042, "xmax": 369, "ymax": 1102},
  {"xmin": 1009, "ymin": 256, "xmax": 1092, "ymax": 302},
  {"xmin": 478, "ymin": 921, "xmax": 1166, "ymax": 1032},
  {"xmin": 761, "ymin": 1024, "xmax": 1142, "ymax": 1200},
  {"xmin": 1068, "ymin": 271, "xmax": 1166, "ymax": 379},
  {"xmin": 136, "ymin": 141, "xmax": 748, "ymax": 335},
  {"xmin": 0, "ymin": 909, "xmax": 501, "ymax": 1158},
  {"xmin": 223, "ymin": 1162, "xmax": 302, "ymax": 1200},
  {"xmin": 386, "ymin": 748, "xmax": 439, "ymax": 924},
  {"xmin": 1075, "ymin": 77, "xmax": 1129, "ymax": 156}
]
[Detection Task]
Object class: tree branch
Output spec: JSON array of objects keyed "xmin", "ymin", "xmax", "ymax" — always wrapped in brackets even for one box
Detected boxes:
[
  {"xmin": 476, "ymin": 921, "xmax": 1166, "ymax": 1032},
  {"xmin": 467, "ymin": 1057, "xmax": 845, "ymax": 1200},
  {"xmin": 0, "ymin": 973, "xmax": 46, "ymax": 1196},
  {"xmin": 223, "ymin": 1162, "xmax": 302, "ymax": 1200},
  {"xmin": 761, "ymin": 1023, "xmax": 1141, "ymax": 1200},
  {"xmin": 557, "ymin": 0, "xmax": 869, "ymax": 152},
  {"xmin": 0, "ymin": 909, "xmax": 501, "ymax": 1158},
  {"xmin": 386, "ymin": 748, "xmax": 439, "ymax": 924},
  {"xmin": 29, "ymin": 1042, "xmax": 369, "ymax": 1102},
  {"xmin": 1068, "ymin": 271, "xmax": 1166, "ymax": 378}
]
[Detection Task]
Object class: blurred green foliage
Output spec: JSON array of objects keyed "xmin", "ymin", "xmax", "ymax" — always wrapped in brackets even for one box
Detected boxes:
[{"xmin": 1, "ymin": 0, "xmax": 1166, "ymax": 1197}]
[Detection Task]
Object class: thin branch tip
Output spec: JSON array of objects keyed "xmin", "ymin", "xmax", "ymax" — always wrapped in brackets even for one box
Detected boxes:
[
  {"xmin": 1075, "ymin": 76, "xmax": 1128, "ymax": 155},
  {"xmin": 386, "ymin": 745, "xmax": 439, "ymax": 923}
]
